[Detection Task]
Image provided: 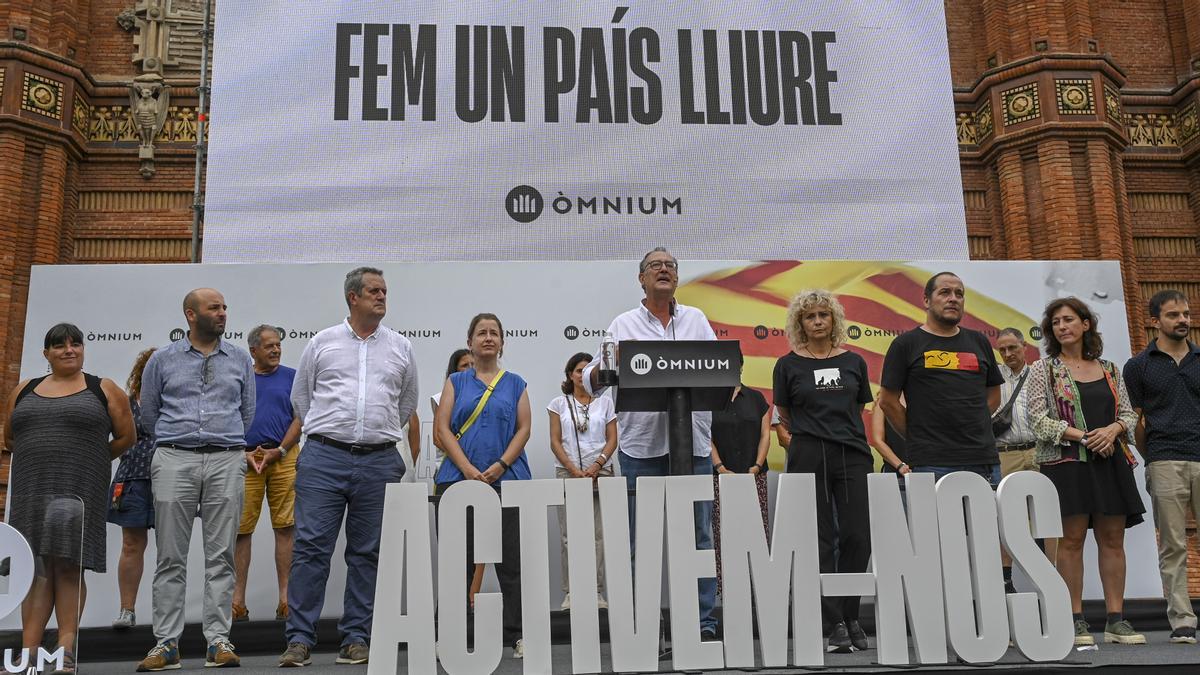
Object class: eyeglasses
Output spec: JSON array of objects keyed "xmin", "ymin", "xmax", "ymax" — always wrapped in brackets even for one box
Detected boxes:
[
  {"xmin": 643, "ymin": 260, "xmax": 678, "ymax": 272},
  {"xmin": 202, "ymin": 357, "xmax": 214, "ymax": 386}
]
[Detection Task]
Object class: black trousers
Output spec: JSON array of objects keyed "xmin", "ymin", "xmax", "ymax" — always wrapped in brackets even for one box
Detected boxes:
[
  {"xmin": 436, "ymin": 483, "xmax": 523, "ymax": 644},
  {"xmin": 786, "ymin": 436, "xmax": 873, "ymax": 626}
]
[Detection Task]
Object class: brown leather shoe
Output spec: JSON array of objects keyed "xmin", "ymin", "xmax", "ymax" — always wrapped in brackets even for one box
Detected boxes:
[
  {"xmin": 276, "ymin": 602, "xmax": 289, "ymax": 621},
  {"xmin": 232, "ymin": 604, "xmax": 249, "ymax": 622}
]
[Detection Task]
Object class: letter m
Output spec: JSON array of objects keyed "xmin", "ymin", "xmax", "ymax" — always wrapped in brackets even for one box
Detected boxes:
[
  {"xmin": 36, "ymin": 648, "xmax": 64, "ymax": 673},
  {"xmin": 392, "ymin": 24, "xmax": 437, "ymax": 120},
  {"xmin": 718, "ymin": 473, "xmax": 823, "ymax": 668}
]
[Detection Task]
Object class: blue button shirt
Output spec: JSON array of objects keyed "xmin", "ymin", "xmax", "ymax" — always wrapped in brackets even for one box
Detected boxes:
[{"xmin": 141, "ymin": 336, "xmax": 256, "ymax": 447}]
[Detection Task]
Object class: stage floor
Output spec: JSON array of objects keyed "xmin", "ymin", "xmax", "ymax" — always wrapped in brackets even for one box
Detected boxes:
[{"xmin": 73, "ymin": 632, "xmax": 1200, "ymax": 674}]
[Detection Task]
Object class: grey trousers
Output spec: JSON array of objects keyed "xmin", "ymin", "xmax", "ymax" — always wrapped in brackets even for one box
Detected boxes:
[
  {"xmin": 555, "ymin": 466, "xmax": 611, "ymax": 596},
  {"xmin": 150, "ymin": 447, "xmax": 246, "ymax": 645}
]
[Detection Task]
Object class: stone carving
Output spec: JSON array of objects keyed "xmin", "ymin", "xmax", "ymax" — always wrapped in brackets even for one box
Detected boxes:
[
  {"xmin": 119, "ymin": 0, "xmax": 208, "ymax": 75},
  {"xmin": 1001, "ymin": 82, "xmax": 1041, "ymax": 126},
  {"xmin": 128, "ymin": 74, "xmax": 171, "ymax": 177},
  {"xmin": 1127, "ymin": 113, "xmax": 1177, "ymax": 148},
  {"xmin": 22, "ymin": 72, "xmax": 64, "ymax": 120},
  {"xmin": 976, "ymin": 101, "xmax": 994, "ymax": 140},
  {"xmin": 1104, "ymin": 84, "xmax": 1122, "ymax": 125},
  {"xmin": 1055, "ymin": 79, "xmax": 1095, "ymax": 115},
  {"xmin": 956, "ymin": 112, "xmax": 978, "ymax": 146},
  {"xmin": 72, "ymin": 93, "xmax": 91, "ymax": 137}
]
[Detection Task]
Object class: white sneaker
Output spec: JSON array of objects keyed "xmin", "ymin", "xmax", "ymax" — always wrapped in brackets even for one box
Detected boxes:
[
  {"xmin": 560, "ymin": 593, "xmax": 571, "ymax": 611},
  {"xmin": 513, "ymin": 639, "xmax": 524, "ymax": 659},
  {"xmin": 112, "ymin": 608, "xmax": 136, "ymax": 630},
  {"xmin": 597, "ymin": 594, "xmax": 608, "ymax": 610}
]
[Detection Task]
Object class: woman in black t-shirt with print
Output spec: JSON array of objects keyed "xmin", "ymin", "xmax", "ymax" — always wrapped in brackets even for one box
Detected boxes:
[{"xmin": 773, "ymin": 289, "xmax": 874, "ymax": 654}]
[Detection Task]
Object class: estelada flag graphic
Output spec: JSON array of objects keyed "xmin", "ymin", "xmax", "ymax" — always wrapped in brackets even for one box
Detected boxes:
[
  {"xmin": 676, "ymin": 261, "xmax": 1037, "ymax": 468},
  {"xmin": 923, "ymin": 350, "xmax": 980, "ymax": 371}
]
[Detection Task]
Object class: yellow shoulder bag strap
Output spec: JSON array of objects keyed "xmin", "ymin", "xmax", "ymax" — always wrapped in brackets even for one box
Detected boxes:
[{"xmin": 455, "ymin": 370, "xmax": 507, "ymax": 440}]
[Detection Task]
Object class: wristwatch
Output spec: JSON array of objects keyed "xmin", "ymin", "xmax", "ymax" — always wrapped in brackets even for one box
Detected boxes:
[{"xmin": 277, "ymin": 446, "xmax": 289, "ymax": 458}]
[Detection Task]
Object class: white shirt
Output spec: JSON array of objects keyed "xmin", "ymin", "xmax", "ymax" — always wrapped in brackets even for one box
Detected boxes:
[
  {"xmin": 292, "ymin": 319, "xmax": 419, "ymax": 444},
  {"xmin": 995, "ymin": 362, "xmax": 1036, "ymax": 446},
  {"xmin": 548, "ymin": 393, "xmax": 617, "ymax": 468},
  {"xmin": 583, "ymin": 301, "xmax": 716, "ymax": 458}
]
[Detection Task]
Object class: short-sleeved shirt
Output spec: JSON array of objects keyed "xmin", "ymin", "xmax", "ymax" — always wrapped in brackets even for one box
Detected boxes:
[
  {"xmin": 1124, "ymin": 339, "xmax": 1200, "ymax": 463},
  {"xmin": 880, "ymin": 327, "xmax": 1004, "ymax": 466},
  {"xmin": 547, "ymin": 394, "xmax": 616, "ymax": 469},
  {"xmin": 711, "ymin": 386, "xmax": 770, "ymax": 472},
  {"xmin": 245, "ymin": 365, "xmax": 296, "ymax": 447},
  {"xmin": 435, "ymin": 368, "xmax": 531, "ymax": 483},
  {"xmin": 773, "ymin": 351, "xmax": 873, "ymax": 455}
]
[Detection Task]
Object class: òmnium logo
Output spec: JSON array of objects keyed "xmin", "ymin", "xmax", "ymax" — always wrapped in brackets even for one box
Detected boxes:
[
  {"xmin": 506, "ymin": 185, "xmax": 543, "ymax": 223},
  {"xmin": 630, "ymin": 353, "xmax": 653, "ymax": 375},
  {"xmin": 506, "ymin": 186, "xmax": 684, "ymax": 223},
  {"xmin": 846, "ymin": 325, "xmax": 862, "ymax": 340},
  {"xmin": 1029, "ymin": 326, "xmax": 1043, "ymax": 341},
  {"xmin": 170, "ymin": 328, "xmax": 185, "ymax": 341},
  {"xmin": 564, "ymin": 325, "xmax": 580, "ymax": 340},
  {"xmin": 753, "ymin": 325, "xmax": 769, "ymax": 340}
]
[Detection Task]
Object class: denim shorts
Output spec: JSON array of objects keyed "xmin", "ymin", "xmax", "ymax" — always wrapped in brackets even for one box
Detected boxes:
[{"xmin": 106, "ymin": 478, "xmax": 155, "ymax": 528}]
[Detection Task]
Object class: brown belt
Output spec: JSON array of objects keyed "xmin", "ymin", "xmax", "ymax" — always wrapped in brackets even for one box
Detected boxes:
[{"xmin": 998, "ymin": 442, "xmax": 1036, "ymax": 452}]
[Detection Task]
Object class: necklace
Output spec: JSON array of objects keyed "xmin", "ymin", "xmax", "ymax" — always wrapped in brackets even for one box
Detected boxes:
[
  {"xmin": 569, "ymin": 394, "xmax": 590, "ymax": 433},
  {"xmin": 803, "ymin": 344, "xmax": 834, "ymax": 359}
]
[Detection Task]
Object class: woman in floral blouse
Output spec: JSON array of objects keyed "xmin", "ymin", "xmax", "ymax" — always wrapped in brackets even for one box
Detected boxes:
[{"xmin": 1026, "ymin": 297, "xmax": 1144, "ymax": 648}]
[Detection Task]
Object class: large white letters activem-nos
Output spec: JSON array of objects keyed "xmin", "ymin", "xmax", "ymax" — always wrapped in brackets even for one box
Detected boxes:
[{"xmin": 368, "ymin": 472, "xmax": 1072, "ymax": 674}]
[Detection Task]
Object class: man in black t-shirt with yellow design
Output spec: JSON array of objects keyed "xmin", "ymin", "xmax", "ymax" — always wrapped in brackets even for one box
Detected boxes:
[{"xmin": 878, "ymin": 271, "xmax": 1005, "ymax": 484}]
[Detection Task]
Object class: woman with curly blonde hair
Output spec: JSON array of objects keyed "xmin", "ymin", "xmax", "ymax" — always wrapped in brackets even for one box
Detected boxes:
[{"xmin": 773, "ymin": 289, "xmax": 874, "ymax": 653}]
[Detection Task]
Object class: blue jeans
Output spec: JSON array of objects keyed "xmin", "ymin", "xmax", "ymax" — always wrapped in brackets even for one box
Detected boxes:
[
  {"xmin": 619, "ymin": 451, "xmax": 718, "ymax": 632},
  {"xmin": 286, "ymin": 438, "xmax": 405, "ymax": 647},
  {"xmin": 911, "ymin": 463, "xmax": 1001, "ymax": 487}
]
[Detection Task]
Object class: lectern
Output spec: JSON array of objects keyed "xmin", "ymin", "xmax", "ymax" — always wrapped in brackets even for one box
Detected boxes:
[{"xmin": 615, "ymin": 340, "xmax": 742, "ymax": 475}]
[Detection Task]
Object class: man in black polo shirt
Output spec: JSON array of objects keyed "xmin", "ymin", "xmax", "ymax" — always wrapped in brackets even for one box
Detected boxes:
[
  {"xmin": 878, "ymin": 271, "xmax": 1004, "ymax": 484},
  {"xmin": 1123, "ymin": 289, "xmax": 1200, "ymax": 645}
]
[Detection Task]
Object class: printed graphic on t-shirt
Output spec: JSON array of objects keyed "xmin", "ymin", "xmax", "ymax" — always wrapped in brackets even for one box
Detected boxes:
[
  {"xmin": 814, "ymin": 367, "xmax": 843, "ymax": 389},
  {"xmin": 923, "ymin": 350, "xmax": 980, "ymax": 372}
]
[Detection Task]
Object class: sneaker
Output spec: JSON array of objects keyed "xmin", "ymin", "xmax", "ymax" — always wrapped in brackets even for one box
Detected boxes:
[
  {"xmin": 560, "ymin": 593, "xmax": 571, "ymax": 611},
  {"xmin": 113, "ymin": 608, "xmax": 137, "ymax": 630},
  {"xmin": 1104, "ymin": 620, "xmax": 1146, "ymax": 645},
  {"xmin": 513, "ymin": 639, "xmax": 524, "ymax": 659},
  {"xmin": 137, "ymin": 642, "xmax": 181, "ymax": 672},
  {"xmin": 597, "ymin": 594, "xmax": 608, "ymax": 610},
  {"xmin": 335, "ymin": 642, "xmax": 369, "ymax": 665},
  {"xmin": 827, "ymin": 622, "xmax": 854, "ymax": 653},
  {"xmin": 232, "ymin": 604, "xmax": 249, "ymax": 622},
  {"xmin": 278, "ymin": 643, "xmax": 311, "ymax": 668},
  {"xmin": 847, "ymin": 620, "xmax": 869, "ymax": 651},
  {"xmin": 205, "ymin": 640, "xmax": 241, "ymax": 668},
  {"xmin": 1074, "ymin": 619, "xmax": 1095, "ymax": 646},
  {"xmin": 275, "ymin": 602, "xmax": 289, "ymax": 621},
  {"xmin": 1170, "ymin": 626, "xmax": 1197, "ymax": 644}
]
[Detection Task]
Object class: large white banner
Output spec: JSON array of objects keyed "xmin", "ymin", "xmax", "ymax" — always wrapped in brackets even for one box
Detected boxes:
[
  {"xmin": 204, "ymin": 2, "xmax": 967, "ymax": 262},
  {"xmin": 9, "ymin": 260, "xmax": 1154, "ymax": 630}
]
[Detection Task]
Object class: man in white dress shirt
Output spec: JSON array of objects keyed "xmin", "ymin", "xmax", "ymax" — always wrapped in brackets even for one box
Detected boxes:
[
  {"xmin": 278, "ymin": 267, "xmax": 419, "ymax": 667},
  {"xmin": 583, "ymin": 247, "xmax": 720, "ymax": 640}
]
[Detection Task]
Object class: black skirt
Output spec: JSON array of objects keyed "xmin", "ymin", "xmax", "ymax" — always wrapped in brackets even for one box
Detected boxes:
[{"xmin": 1041, "ymin": 453, "xmax": 1145, "ymax": 528}]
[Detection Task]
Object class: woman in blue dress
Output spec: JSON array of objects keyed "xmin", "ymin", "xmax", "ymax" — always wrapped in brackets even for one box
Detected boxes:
[{"xmin": 434, "ymin": 313, "xmax": 532, "ymax": 660}]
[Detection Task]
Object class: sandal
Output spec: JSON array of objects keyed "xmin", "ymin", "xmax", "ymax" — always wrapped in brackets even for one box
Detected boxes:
[{"xmin": 50, "ymin": 649, "xmax": 75, "ymax": 675}]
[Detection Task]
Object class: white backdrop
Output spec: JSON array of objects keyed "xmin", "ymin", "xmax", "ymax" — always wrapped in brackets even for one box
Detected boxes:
[
  {"xmin": 5, "ymin": 260, "xmax": 1158, "ymax": 630},
  {"xmin": 204, "ymin": 1, "xmax": 966, "ymax": 261}
]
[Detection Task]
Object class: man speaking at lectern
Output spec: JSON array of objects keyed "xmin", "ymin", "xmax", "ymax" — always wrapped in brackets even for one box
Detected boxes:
[{"xmin": 583, "ymin": 247, "xmax": 720, "ymax": 641}]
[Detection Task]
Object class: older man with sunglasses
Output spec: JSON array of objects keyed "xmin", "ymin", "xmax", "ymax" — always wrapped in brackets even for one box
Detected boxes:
[{"xmin": 137, "ymin": 287, "xmax": 256, "ymax": 671}]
